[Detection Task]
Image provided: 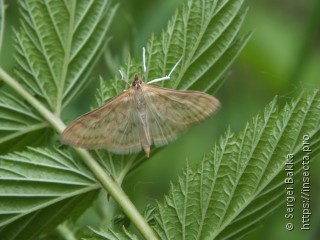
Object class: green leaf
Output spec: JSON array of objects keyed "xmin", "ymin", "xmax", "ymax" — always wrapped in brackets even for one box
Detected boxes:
[
  {"xmin": 91, "ymin": 149, "xmax": 143, "ymax": 185},
  {"xmin": 153, "ymin": 90, "xmax": 320, "ymax": 239},
  {"xmin": 14, "ymin": 0, "xmax": 117, "ymax": 113},
  {"xmin": 84, "ymin": 227, "xmax": 138, "ymax": 240},
  {"xmin": 92, "ymin": 77, "xmax": 126, "ymax": 110},
  {"xmin": 0, "ymin": 147, "xmax": 100, "ymax": 239},
  {"xmin": 0, "ymin": 90, "xmax": 50, "ymax": 153},
  {"xmin": 145, "ymin": 0, "xmax": 250, "ymax": 92},
  {"xmin": 98, "ymin": 0, "xmax": 249, "ymax": 99}
]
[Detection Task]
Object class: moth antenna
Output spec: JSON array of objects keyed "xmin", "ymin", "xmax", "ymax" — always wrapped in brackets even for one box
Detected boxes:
[
  {"xmin": 118, "ymin": 69, "xmax": 130, "ymax": 86},
  {"xmin": 168, "ymin": 55, "xmax": 183, "ymax": 78},
  {"xmin": 147, "ymin": 55, "xmax": 183, "ymax": 84},
  {"xmin": 119, "ymin": 69, "xmax": 125, "ymax": 80},
  {"xmin": 142, "ymin": 47, "xmax": 147, "ymax": 73},
  {"xmin": 147, "ymin": 76, "xmax": 170, "ymax": 84}
]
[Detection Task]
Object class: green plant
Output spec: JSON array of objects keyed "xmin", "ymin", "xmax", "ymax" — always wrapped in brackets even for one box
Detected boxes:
[{"xmin": 0, "ymin": 0, "xmax": 319, "ymax": 239}]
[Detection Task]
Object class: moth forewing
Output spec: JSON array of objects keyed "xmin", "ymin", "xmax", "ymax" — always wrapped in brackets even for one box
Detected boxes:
[
  {"xmin": 141, "ymin": 84, "xmax": 220, "ymax": 147},
  {"xmin": 61, "ymin": 89, "xmax": 142, "ymax": 154}
]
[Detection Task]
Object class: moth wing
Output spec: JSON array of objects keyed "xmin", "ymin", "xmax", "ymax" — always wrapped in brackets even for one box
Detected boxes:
[
  {"xmin": 61, "ymin": 90, "xmax": 143, "ymax": 155},
  {"xmin": 142, "ymin": 85, "xmax": 220, "ymax": 147}
]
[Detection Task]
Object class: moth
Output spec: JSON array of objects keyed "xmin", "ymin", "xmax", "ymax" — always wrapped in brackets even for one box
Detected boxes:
[{"xmin": 61, "ymin": 49, "xmax": 220, "ymax": 157}]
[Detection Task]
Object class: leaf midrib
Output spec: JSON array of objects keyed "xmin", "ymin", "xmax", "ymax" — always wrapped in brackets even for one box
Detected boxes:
[
  {"xmin": 0, "ymin": 184, "xmax": 99, "ymax": 227},
  {"xmin": 54, "ymin": 0, "xmax": 75, "ymax": 115}
]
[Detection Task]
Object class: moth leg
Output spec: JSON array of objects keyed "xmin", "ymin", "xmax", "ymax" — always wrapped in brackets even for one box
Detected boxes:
[{"xmin": 147, "ymin": 55, "xmax": 183, "ymax": 84}]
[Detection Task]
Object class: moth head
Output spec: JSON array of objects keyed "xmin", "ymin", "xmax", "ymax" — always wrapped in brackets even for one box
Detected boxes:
[{"xmin": 132, "ymin": 75, "xmax": 143, "ymax": 88}]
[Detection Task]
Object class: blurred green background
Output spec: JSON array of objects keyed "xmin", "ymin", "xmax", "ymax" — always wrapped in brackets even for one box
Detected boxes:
[{"xmin": 1, "ymin": 0, "xmax": 320, "ymax": 239}]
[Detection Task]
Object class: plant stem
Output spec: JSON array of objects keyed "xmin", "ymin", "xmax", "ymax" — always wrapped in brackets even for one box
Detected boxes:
[
  {"xmin": 76, "ymin": 149, "xmax": 159, "ymax": 239},
  {"xmin": 0, "ymin": 67, "xmax": 159, "ymax": 240},
  {"xmin": 0, "ymin": 68, "xmax": 66, "ymax": 132},
  {"xmin": 56, "ymin": 224, "xmax": 77, "ymax": 240}
]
